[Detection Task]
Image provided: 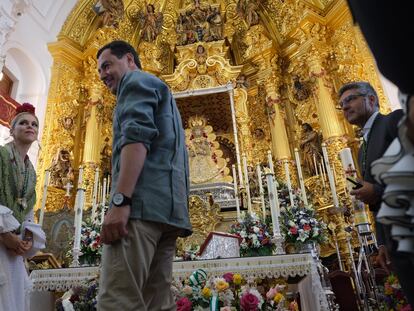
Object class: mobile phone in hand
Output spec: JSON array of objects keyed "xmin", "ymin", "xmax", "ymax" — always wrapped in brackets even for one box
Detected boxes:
[{"xmin": 346, "ymin": 177, "xmax": 363, "ymax": 189}]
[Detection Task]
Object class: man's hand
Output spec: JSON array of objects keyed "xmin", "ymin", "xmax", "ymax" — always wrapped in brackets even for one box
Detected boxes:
[
  {"xmin": 101, "ymin": 206, "xmax": 130, "ymax": 244},
  {"xmin": 377, "ymin": 245, "xmax": 391, "ymax": 274},
  {"xmin": 350, "ymin": 181, "xmax": 379, "ymax": 205}
]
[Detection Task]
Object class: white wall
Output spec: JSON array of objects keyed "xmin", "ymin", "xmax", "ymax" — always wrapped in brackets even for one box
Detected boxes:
[{"xmin": 1, "ymin": 0, "xmax": 77, "ymax": 165}]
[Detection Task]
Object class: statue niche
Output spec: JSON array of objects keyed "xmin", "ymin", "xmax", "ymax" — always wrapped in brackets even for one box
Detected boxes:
[
  {"xmin": 186, "ymin": 116, "xmax": 232, "ymax": 184},
  {"xmin": 299, "ymin": 123, "xmax": 323, "ymax": 177},
  {"xmin": 137, "ymin": 4, "xmax": 163, "ymax": 43},
  {"xmin": 93, "ymin": 0, "xmax": 124, "ymax": 28},
  {"xmin": 49, "ymin": 149, "xmax": 74, "ymax": 189}
]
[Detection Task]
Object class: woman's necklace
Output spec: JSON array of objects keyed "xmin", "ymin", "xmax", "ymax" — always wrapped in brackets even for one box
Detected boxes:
[{"xmin": 10, "ymin": 142, "xmax": 29, "ymax": 210}]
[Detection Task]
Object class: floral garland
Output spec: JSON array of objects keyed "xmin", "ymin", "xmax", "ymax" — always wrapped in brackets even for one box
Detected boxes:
[
  {"xmin": 228, "ymin": 212, "xmax": 274, "ymax": 257},
  {"xmin": 172, "ymin": 269, "xmax": 300, "ymax": 311}
]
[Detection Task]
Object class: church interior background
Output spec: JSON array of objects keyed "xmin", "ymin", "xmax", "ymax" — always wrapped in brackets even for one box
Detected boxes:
[{"xmin": 0, "ymin": 0, "xmax": 406, "ymax": 310}]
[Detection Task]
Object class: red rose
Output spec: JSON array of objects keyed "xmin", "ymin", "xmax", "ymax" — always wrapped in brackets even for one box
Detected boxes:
[
  {"xmin": 223, "ymin": 272, "xmax": 234, "ymax": 283},
  {"xmin": 240, "ymin": 292, "xmax": 260, "ymax": 311},
  {"xmin": 289, "ymin": 227, "xmax": 298, "ymax": 235},
  {"xmin": 176, "ymin": 297, "xmax": 192, "ymax": 311},
  {"xmin": 303, "ymin": 224, "xmax": 311, "ymax": 231}
]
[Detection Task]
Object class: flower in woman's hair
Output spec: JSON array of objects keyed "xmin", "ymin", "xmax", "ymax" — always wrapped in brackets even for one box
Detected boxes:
[
  {"xmin": 240, "ymin": 292, "xmax": 260, "ymax": 311},
  {"xmin": 182, "ymin": 285, "xmax": 193, "ymax": 296},
  {"xmin": 201, "ymin": 286, "xmax": 212, "ymax": 298},
  {"xmin": 223, "ymin": 272, "xmax": 234, "ymax": 283},
  {"xmin": 214, "ymin": 278, "xmax": 229, "ymax": 292},
  {"xmin": 233, "ymin": 273, "xmax": 242, "ymax": 285},
  {"xmin": 273, "ymin": 292, "xmax": 284, "ymax": 303},
  {"xmin": 176, "ymin": 297, "xmax": 192, "ymax": 311}
]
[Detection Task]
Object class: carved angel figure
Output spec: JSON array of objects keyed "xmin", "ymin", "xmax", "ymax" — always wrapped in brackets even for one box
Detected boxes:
[
  {"xmin": 138, "ymin": 4, "xmax": 163, "ymax": 43},
  {"xmin": 49, "ymin": 149, "xmax": 74, "ymax": 189},
  {"xmin": 93, "ymin": 0, "xmax": 124, "ymax": 28},
  {"xmin": 237, "ymin": 0, "xmax": 260, "ymax": 28}
]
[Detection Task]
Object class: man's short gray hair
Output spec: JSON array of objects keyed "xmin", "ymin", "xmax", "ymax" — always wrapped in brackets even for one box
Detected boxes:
[{"xmin": 338, "ymin": 81, "xmax": 379, "ymax": 107}]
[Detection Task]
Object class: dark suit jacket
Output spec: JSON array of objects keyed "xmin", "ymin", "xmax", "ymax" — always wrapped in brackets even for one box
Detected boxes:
[{"xmin": 357, "ymin": 110, "xmax": 403, "ymax": 243}]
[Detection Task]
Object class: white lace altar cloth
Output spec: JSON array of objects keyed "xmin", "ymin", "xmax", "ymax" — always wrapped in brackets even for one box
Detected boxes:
[
  {"xmin": 30, "ymin": 254, "xmax": 311, "ymax": 291},
  {"xmin": 30, "ymin": 254, "xmax": 328, "ymax": 310}
]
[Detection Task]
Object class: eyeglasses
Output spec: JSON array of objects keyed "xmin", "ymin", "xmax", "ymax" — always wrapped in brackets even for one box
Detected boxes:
[{"xmin": 338, "ymin": 93, "xmax": 366, "ymax": 109}]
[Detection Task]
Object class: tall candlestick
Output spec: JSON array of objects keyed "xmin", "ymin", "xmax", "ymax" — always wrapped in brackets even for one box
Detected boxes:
[
  {"xmin": 264, "ymin": 168, "xmax": 285, "ymax": 254},
  {"xmin": 321, "ymin": 143, "xmax": 339, "ymax": 207},
  {"xmin": 294, "ymin": 148, "xmax": 308, "ymax": 206},
  {"xmin": 38, "ymin": 170, "xmax": 50, "ymax": 226},
  {"xmin": 283, "ymin": 160, "xmax": 294, "ymax": 207},
  {"xmin": 232, "ymin": 165, "xmax": 241, "ymax": 221},
  {"xmin": 91, "ymin": 167, "xmax": 99, "ymax": 221},
  {"xmin": 256, "ymin": 164, "xmax": 266, "ymax": 219},
  {"xmin": 242, "ymin": 154, "xmax": 252, "ymax": 213}
]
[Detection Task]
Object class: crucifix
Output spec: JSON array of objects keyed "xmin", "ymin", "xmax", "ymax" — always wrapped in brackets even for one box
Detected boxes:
[{"xmin": 64, "ymin": 182, "xmax": 74, "ymax": 197}]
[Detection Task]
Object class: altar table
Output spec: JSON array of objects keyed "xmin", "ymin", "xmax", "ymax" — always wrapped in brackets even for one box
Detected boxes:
[{"xmin": 29, "ymin": 253, "xmax": 329, "ymax": 310}]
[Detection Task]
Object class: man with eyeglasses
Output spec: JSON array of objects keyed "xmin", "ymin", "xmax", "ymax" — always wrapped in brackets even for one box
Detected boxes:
[{"xmin": 338, "ymin": 81, "xmax": 403, "ymax": 271}]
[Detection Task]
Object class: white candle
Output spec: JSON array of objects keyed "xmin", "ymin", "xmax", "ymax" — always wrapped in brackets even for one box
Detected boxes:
[
  {"xmin": 318, "ymin": 163, "xmax": 326, "ymax": 189},
  {"xmin": 322, "ymin": 143, "xmax": 339, "ymax": 207},
  {"xmin": 313, "ymin": 154, "xmax": 318, "ymax": 176},
  {"xmin": 283, "ymin": 160, "xmax": 294, "ymax": 207},
  {"xmin": 264, "ymin": 168, "xmax": 280, "ymax": 235},
  {"xmin": 232, "ymin": 165, "xmax": 241, "ymax": 221},
  {"xmin": 340, "ymin": 148, "xmax": 358, "ymax": 193},
  {"xmin": 256, "ymin": 164, "xmax": 266, "ymax": 219},
  {"xmin": 321, "ymin": 158, "xmax": 327, "ymax": 181},
  {"xmin": 72, "ymin": 166, "xmax": 86, "ymax": 267},
  {"xmin": 267, "ymin": 150, "xmax": 275, "ymax": 175},
  {"xmin": 96, "ymin": 181, "xmax": 101, "ymax": 209},
  {"xmin": 102, "ymin": 178, "xmax": 107, "ymax": 205},
  {"xmin": 91, "ymin": 167, "xmax": 99, "ymax": 221},
  {"xmin": 100, "ymin": 178, "xmax": 107, "ymax": 225},
  {"xmin": 78, "ymin": 166, "xmax": 84, "ymax": 187},
  {"xmin": 242, "ymin": 154, "xmax": 252, "ymax": 213},
  {"xmin": 294, "ymin": 148, "xmax": 308, "ymax": 206},
  {"xmin": 38, "ymin": 170, "xmax": 50, "ymax": 226}
]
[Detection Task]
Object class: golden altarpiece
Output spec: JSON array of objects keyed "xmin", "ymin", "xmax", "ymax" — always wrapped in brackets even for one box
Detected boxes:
[{"xmin": 34, "ymin": 0, "xmax": 392, "ymax": 266}]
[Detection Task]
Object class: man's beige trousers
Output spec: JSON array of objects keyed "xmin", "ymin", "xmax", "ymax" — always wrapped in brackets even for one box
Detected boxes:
[{"xmin": 98, "ymin": 219, "xmax": 180, "ymax": 310}]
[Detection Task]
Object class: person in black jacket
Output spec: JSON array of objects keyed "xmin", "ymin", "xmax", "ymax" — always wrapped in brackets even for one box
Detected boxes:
[
  {"xmin": 345, "ymin": 1, "xmax": 414, "ymax": 305},
  {"xmin": 338, "ymin": 81, "xmax": 403, "ymax": 267}
]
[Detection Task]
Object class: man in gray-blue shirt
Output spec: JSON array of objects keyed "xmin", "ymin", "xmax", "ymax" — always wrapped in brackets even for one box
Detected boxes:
[{"xmin": 96, "ymin": 40, "xmax": 192, "ymax": 310}]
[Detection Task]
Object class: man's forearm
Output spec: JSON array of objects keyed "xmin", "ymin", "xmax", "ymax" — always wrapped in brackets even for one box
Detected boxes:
[{"xmin": 116, "ymin": 143, "xmax": 147, "ymax": 198}]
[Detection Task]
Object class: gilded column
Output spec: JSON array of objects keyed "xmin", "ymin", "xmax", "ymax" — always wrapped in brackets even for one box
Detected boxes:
[
  {"xmin": 262, "ymin": 77, "xmax": 296, "ymax": 186},
  {"xmin": 81, "ymin": 55, "xmax": 104, "ymax": 211},
  {"xmin": 35, "ymin": 37, "xmax": 83, "ymax": 215},
  {"xmin": 307, "ymin": 47, "xmax": 349, "ymax": 257}
]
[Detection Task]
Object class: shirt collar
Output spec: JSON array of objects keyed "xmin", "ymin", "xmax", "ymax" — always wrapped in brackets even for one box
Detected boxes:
[{"xmin": 362, "ymin": 111, "xmax": 379, "ymax": 141}]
